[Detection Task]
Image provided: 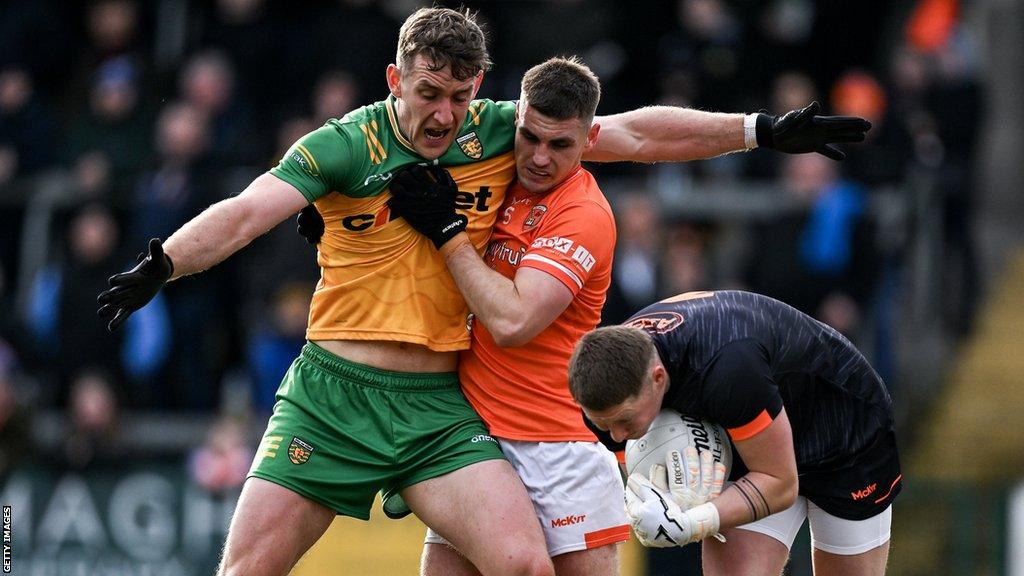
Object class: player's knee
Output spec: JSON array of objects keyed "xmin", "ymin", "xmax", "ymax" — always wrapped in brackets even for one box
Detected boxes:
[
  {"xmin": 218, "ymin": 546, "xmax": 291, "ymax": 576},
  {"xmin": 498, "ymin": 548, "xmax": 555, "ymax": 576}
]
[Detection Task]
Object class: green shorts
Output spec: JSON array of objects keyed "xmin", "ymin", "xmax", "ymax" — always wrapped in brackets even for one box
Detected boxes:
[{"xmin": 248, "ymin": 342, "xmax": 506, "ymax": 520}]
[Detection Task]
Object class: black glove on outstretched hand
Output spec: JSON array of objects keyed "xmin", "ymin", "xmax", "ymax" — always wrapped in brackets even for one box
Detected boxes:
[
  {"xmin": 296, "ymin": 204, "xmax": 325, "ymax": 245},
  {"xmin": 756, "ymin": 101, "xmax": 871, "ymax": 161},
  {"xmin": 97, "ymin": 238, "xmax": 174, "ymax": 332},
  {"xmin": 387, "ymin": 164, "xmax": 468, "ymax": 249}
]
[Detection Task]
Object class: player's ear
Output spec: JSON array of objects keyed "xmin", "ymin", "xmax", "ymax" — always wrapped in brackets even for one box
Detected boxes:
[
  {"xmin": 470, "ymin": 69, "xmax": 484, "ymax": 99},
  {"xmin": 386, "ymin": 64, "xmax": 402, "ymax": 98},
  {"xmin": 650, "ymin": 364, "xmax": 669, "ymax": 399},
  {"xmin": 584, "ymin": 122, "xmax": 601, "ymax": 152}
]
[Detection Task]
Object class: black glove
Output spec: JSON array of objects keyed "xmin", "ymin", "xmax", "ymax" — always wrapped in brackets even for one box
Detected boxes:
[
  {"xmin": 296, "ymin": 204, "xmax": 325, "ymax": 245},
  {"xmin": 756, "ymin": 101, "xmax": 870, "ymax": 161},
  {"xmin": 387, "ymin": 164, "xmax": 468, "ymax": 249},
  {"xmin": 96, "ymin": 238, "xmax": 174, "ymax": 332}
]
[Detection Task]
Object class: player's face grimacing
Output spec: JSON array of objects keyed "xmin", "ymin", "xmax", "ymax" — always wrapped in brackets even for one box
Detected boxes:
[
  {"xmin": 514, "ymin": 100, "xmax": 600, "ymax": 194},
  {"xmin": 387, "ymin": 55, "xmax": 482, "ymax": 160},
  {"xmin": 583, "ymin": 371, "xmax": 666, "ymax": 443}
]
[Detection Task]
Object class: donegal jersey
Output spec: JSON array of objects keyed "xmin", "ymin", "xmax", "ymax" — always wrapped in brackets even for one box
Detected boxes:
[
  {"xmin": 459, "ymin": 166, "xmax": 616, "ymax": 441},
  {"xmin": 270, "ymin": 96, "xmax": 516, "ymax": 350}
]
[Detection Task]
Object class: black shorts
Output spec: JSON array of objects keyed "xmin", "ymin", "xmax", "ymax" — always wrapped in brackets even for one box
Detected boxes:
[{"xmin": 730, "ymin": 428, "xmax": 902, "ymax": 521}]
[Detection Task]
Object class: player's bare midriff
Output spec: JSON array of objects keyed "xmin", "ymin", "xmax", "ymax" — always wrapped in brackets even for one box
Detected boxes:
[{"xmin": 314, "ymin": 339, "xmax": 458, "ymax": 373}]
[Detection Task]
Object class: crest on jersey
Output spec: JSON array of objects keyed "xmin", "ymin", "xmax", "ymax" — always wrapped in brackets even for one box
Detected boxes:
[
  {"xmin": 624, "ymin": 312, "xmax": 685, "ymax": 334},
  {"xmin": 523, "ymin": 205, "xmax": 548, "ymax": 230},
  {"xmin": 288, "ymin": 437, "xmax": 315, "ymax": 465},
  {"xmin": 457, "ymin": 132, "xmax": 483, "ymax": 159}
]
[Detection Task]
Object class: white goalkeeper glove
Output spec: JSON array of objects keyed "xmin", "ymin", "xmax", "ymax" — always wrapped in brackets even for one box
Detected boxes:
[
  {"xmin": 650, "ymin": 447, "xmax": 727, "ymax": 511},
  {"xmin": 625, "ymin": 473, "xmax": 721, "ymax": 548}
]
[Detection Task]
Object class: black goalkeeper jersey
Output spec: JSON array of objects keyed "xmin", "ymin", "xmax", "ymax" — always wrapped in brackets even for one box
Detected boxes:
[{"xmin": 610, "ymin": 290, "xmax": 895, "ymax": 475}]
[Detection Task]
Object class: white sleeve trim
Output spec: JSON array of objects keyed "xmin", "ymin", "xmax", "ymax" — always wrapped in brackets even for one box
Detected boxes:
[{"xmin": 521, "ymin": 254, "xmax": 584, "ymax": 290}]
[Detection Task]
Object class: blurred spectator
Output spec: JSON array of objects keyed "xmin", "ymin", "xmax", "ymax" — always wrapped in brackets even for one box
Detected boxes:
[
  {"xmin": 196, "ymin": 0, "xmax": 285, "ymax": 118},
  {"xmin": 133, "ymin": 102, "xmax": 236, "ymax": 411},
  {"xmin": 659, "ymin": 0, "xmax": 746, "ymax": 112},
  {"xmin": 67, "ymin": 56, "xmax": 152, "ymax": 203},
  {"xmin": 660, "ymin": 222, "xmax": 712, "ymax": 296},
  {"xmin": 746, "ymin": 0, "xmax": 817, "ymax": 84},
  {"xmin": 312, "ymin": 70, "xmax": 359, "ymax": 124},
  {"xmin": 0, "ymin": 1, "xmax": 73, "ymax": 93},
  {"xmin": 247, "ymin": 283, "xmax": 310, "ymax": 412},
  {"xmin": 743, "ymin": 154, "xmax": 879, "ymax": 338},
  {"xmin": 28, "ymin": 205, "xmax": 125, "ymax": 394},
  {"xmin": 179, "ymin": 50, "xmax": 263, "ymax": 165},
  {"xmin": 603, "ymin": 193, "xmax": 662, "ymax": 324},
  {"xmin": 71, "ymin": 0, "xmax": 149, "ymax": 109},
  {"xmin": 133, "ymin": 102, "xmax": 215, "ymax": 241},
  {"xmin": 309, "ymin": 2, "xmax": 403, "ymax": 99},
  {"xmin": 61, "ymin": 368, "xmax": 122, "ymax": 470},
  {"xmin": 772, "ymin": 71, "xmax": 819, "ymax": 118},
  {"xmin": 28, "ymin": 204, "xmax": 172, "ymax": 405},
  {"xmin": 72, "ymin": 151, "xmax": 115, "ymax": 202},
  {"xmin": 928, "ymin": 30, "xmax": 983, "ymax": 333},
  {"xmin": 188, "ymin": 416, "xmax": 253, "ymax": 494},
  {"xmin": 87, "ymin": 0, "xmax": 142, "ymax": 59},
  {"xmin": 832, "ymin": 69, "xmax": 916, "ymax": 187},
  {"xmin": 0, "ymin": 342, "xmax": 31, "ymax": 476},
  {"xmin": 0, "ymin": 67, "xmax": 58, "ymax": 182}
]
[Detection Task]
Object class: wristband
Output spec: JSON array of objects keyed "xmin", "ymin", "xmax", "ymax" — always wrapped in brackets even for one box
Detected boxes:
[{"xmin": 743, "ymin": 114, "xmax": 759, "ymax": 150}]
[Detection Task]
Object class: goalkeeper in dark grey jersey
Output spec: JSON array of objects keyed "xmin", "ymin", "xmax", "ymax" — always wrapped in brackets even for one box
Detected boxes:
[{"xmin": 569, "ymin": 290, "xmax": 900, "ymax": 576}]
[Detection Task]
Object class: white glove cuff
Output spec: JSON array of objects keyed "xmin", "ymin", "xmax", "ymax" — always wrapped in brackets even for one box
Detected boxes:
[
  {"xmin": 687, "ymin": 502, "xmax": 721, "ymax": 541},
  {"xmin": 743, "ymin": 113, "xmax": 759, "ymax": 150}
]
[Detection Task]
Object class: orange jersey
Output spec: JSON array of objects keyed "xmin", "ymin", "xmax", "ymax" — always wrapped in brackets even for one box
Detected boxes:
[{"xmin": 458, "ymin": 166, "xmax": 616, "ymax": 441}]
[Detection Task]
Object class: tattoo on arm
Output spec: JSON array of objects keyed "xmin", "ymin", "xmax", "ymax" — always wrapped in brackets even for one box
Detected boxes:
[{"xmin": 731, "ymin": 478, "xmax": 773, "ymax": 522}]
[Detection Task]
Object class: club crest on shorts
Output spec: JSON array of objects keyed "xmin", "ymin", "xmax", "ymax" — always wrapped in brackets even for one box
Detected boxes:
[
  {"xmin": 457, "ymin": 132, "xmax": 483, "ymax": 159},
  {"xmin": 524, "ymin": 205, "xmax": 547, "ymax": 230},
  {"xmin": 288, "ymin": 437, "xmax": 315, "ymax": 465}
]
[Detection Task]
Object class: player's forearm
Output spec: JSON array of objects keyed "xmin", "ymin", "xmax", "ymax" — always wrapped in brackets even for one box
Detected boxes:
[
  {"xmin": 587, "ymin": 107, "xmax": 746, "ymax": 163},
  {"xmin": 712, "ymin": 472, "xmax": 797, "ymax": 530},
  {"xmin": 163, "ymin": 195, "xmax": 265, "ymax": 280},
  {"xmin": 441, "ymin": 235, "xmax": 535, "ymax": 347},
  {"xmin": 163, "ymin": 173, "xmax": 307, "ymax": 279}
]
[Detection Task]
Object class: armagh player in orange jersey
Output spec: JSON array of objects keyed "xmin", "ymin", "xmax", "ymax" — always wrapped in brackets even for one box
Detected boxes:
[{"xmin": 388, "ymin": 57, "xmax": 624, "ymax": 576}]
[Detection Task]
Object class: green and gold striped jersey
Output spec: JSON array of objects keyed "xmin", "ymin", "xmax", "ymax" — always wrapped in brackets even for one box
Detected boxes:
[{"xmin": 270, "ymin": 95, "xmax": 517, "ymax": 351}]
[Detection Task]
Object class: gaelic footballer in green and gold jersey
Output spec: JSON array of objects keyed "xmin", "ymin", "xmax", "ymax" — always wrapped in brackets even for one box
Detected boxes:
[{"xmin": 271, "ymin": 96, "xmax": 516, "ymax": 351}]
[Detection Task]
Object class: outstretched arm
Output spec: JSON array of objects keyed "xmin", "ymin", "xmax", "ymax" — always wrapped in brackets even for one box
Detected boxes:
[
  {"xmin": 98, "ymin": 173, "xmax": 308, "ymax": 330},
  {"xmin": 164, "ymin": 173, "xmax": 308, "ymax": 279},
  {"xmin": 587, "ymin": 101, "xmax": 869, "ymax": 163},
  {"xmin": 587, "ymin": 107, "xmax": 745, "ymax": 163}
]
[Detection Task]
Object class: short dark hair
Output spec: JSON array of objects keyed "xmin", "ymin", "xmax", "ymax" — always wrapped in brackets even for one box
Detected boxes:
[
  {"xmin": 520, "ymin": 56, "xmax": 601, "ymax": 123},
  {"xmin": 568, "ymin": 326, "xmax": 656, "ymax": 411},
  {"xmin": 396, "ymin": 7, "xmax": 491, "ymax": 82}
]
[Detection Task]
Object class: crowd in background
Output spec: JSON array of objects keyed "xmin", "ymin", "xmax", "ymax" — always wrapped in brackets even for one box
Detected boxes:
[{"xmin": 0, "ymin": 0, "xmax": 983, "ymax": 491}]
